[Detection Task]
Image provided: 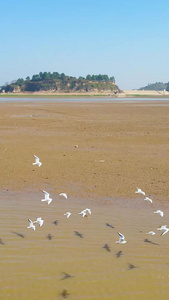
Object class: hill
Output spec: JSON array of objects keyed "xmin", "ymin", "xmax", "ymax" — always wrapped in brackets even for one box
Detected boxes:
[
  {"xmin": 0, "ymin": 72, "xmax": 120, "ymax": 94},
  {"xmin": 138, "ymin": 82, "xmax": 168, "ymax": 91}
]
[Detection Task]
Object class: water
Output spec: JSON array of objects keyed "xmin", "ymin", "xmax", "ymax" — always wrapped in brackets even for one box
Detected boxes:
[
  {"xmin": 1, "ymin": 190, "xmax": 169, "ymax": 299},
  {"xmin": 0, "ymin": 96, "xmax": 169, "ymax": 103}
]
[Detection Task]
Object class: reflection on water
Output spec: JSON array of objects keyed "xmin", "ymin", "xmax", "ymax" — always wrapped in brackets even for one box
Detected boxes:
[{"xmin": 1, "ymin": 190, "xmax": 169, "ymax": 299}]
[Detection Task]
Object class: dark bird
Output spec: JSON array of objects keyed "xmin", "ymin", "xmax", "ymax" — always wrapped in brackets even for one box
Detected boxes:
[
  {"xmin": 74, "ymin": 231, "xmax": 83, "ymax": 238},
  {"xmin": 144, "ymin": 238, "xmax": 159, "ymax": 245},
  {"xmin": 11, "ymin": 231, "xmax": 24, "ymax": 238},
  {"xmin": 61, "ymin": 272, "xmax": 74, "ymax": 280},
  {"xmin": 47, "ymin": 234, "xmax": 53, "ymax": 240},
  {"xmin": 105, "ymin": 223, "xmax": 115, "ymax": 229},
  {"xmin": 116, "ymin": 250, "xmax": 122, "ymax": 258},
  {"xmin": 103, "ymin": 244, "xmax": 111, "ymax": 252},
  {"xmin": 60, "ymin": 289, "xmax": 69, "ymax": 298},
  {"xmin": 53, "ymin": 220, "xmax": 58, "ymax": 226},
  {"xmin": 0, "ymin": 238, "xmax": 5, "ymax": 245},
  {"xmin": 128, "ymin": 263, "xmax": 138, "ymax": 270}
]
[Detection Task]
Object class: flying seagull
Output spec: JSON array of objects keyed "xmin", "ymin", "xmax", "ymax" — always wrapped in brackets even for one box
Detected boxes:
[
  {"xmin": 146, "ymin": 231, "xmax": 156, "ymax": 235},
  {"xmin": 157, "ymin": 225, "xmax": 169, "ymax": 236},
  {"xmin": 116, "ymin": 232, "xmax": 127, "ymax": 244},
  {"xmin": 157, "ymin": 225, "xmax": 167, "ymax": 231},
  {"xmin": 85, "ymin": 208, "xmax": 91, "ymax": 215},
  {"xmin": 34, "ymin": 217, "xmax": 44, "ymax": 227},
  {"xmin": 41, "ymin": 190, "xmax": 52, "ymax": 205},
  {"xmin": 78, "ymin": 210, "xmax": 87, "ymax": 217},
  {"xmin": 135, "ymin": 187, "xmax": 145, "ymax": 196},
  {"xmin": 33, "ymin": 155, "xmax": 42, "ymax": 167},
  {"xmin": 59, "ymin": 193, "xmax": 68, "ymax": 199},
  {"xmin": 144, "ymin": 197, "xmax": 153, "ymax": 203},
  {"xmin": 64, "ymin": 212, "xmax": 71, "ymax": 218},
  {"xmin": 27, "ymin": 219, "xmax": 35, "ymax": 231},
  {"xmin": 154, "ymin": 210, "xmax": 164, "ymax": 217}
]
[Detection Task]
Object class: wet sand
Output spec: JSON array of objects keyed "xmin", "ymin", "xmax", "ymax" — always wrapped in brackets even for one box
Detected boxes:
[
  {"xmin": 0, "ymin": 100, "xmax": 169, "ymax": 199},
  {"xmin": 1, "ymin": 100, "xmax": 169, "ymax": 299}
]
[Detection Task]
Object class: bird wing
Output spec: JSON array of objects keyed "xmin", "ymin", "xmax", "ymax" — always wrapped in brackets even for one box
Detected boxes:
[
  {"xmin": 34, "ymin": 155, "xmax": 40, "ymax": 162},
  {"xmin": 118, "ymin": 232, "xmax": 125, "ymax": 240},
  {"xmin": 161, "ymin": 228, "xmax": 169, "ymax": 236},
  {"xmin": 42, "ymin": 190, "xmax": 49, "ymax": 197},
  {"xmin": 28, "ymin": 219, "xmax": 33, "ymax": 225},
  {"xmin": 59, "ymin": 193, "xmax": 67, "ymax": 199}
]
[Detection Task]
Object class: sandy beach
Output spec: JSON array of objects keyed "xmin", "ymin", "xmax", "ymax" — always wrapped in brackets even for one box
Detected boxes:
[{"xmin": 0, "ymin": 100, "xmax": 169, "ymax": 200}]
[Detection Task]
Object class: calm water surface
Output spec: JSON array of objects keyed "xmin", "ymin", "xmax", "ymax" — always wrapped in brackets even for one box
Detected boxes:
[
  {"xmin": 1, "ymin": 191, "xmax": 169, "ymax": 299},
  {"xmin": 0, "ymin": 96, "xmax": 169, "ymax": 103}
]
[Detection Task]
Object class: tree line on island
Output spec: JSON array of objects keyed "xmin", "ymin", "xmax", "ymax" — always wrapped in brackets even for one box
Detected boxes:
[
  {"xmin": 139, "ymin": 82, "xmax": 169, "ymax": 91},
  {"xmin": 0, "ymin": 72, "xmax": 119, "ymax": 94}
]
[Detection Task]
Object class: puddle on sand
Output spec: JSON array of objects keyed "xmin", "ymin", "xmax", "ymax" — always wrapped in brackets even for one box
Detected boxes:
[{"xmin": 0, "ymin": 190, "xmax": 169, "ymax": 300}]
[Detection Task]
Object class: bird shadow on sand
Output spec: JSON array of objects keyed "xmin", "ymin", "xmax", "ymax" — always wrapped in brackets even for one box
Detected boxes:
[
  {"xmin": 74, "ymin": 231, "xmax": 83, "ymax": 238},
  {"xmin": 103, "ymin": 244, "xmax": 111, "ymax": 252},
  {"xmin": 105, "ymin": 223, "xmax": 115, "ymax": 229},
  {"xmin": 144, "ymin": 238, "xmax": 159, "ymax": 245},
  {"xmin": 11, "ymin": 232, "xmax": 25, "ymax": 238},
  {"xmin": 61, "ymin": 272, "xmax": 74, "ymax": 280},
  {"xmin": 128, "ymin": 263, "xmax": 138, "ymax": 270}
]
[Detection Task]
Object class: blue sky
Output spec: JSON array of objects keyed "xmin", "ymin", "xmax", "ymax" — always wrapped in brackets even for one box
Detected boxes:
[{"xmin": 0, "ymin": 0, "xmax": 169, "ymax": 89}]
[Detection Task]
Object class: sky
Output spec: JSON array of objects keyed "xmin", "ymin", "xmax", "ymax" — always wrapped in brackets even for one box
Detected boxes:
[{"xmin": 0, "ymin": 0, "xmax": 169, "ymax": 90}]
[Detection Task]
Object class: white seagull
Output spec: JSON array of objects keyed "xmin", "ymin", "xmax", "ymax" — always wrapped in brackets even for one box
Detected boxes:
[
  {"xmin": 64, "ymin": 212, "xmax": 71, "ymax": 218},
  {"xmin": 116, "ymin": 232, "xmax": 127, "ymax": 244},
  {"xmin": 161, "ymin": 227, "xmax": 169, "ymax": 235},
  {"xmin": 27, "ymin": 219, "xmax": 36, "ymax": 231},
  {"xmin": 147, "ymin": 231, "xmax": 156, "ymax": 235},
  {"xmin": 34, "ymin": 217, "xmax": 44, "ymax": 227},
  {"xmin": 41, "ymin": 190, "xmax": 52, "ymax": 205},
  {"xmin": 154, "ymin": 210, "xmax": 164, "ymax": 217},
  {"xmin": 33, "ymin": 155, "xmax": 42, "ymax": 167},
  {"xmin": 157, "ymin": 225, "xmax": 167, "ymax": 231},
  {"xmin": 144, "ymin": 197, "xmax": 153, "ymax": 203},
  {"xmin": 135, "ymin": 187, "xmax": 145, "ymax": 196},
  {"xmin": 59, "ymin": 193, "xmax": 68, "ymax": 199},
  {"xmin": 78, "ymin": 210, "xmax": 87, "ymax": 217},
  {"xmin": 85, "ymin": 208, "xmax": 91, "ymax": 215}
]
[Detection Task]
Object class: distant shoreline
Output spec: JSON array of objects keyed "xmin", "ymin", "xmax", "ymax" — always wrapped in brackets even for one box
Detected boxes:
[{"xmin": 0, "ymin": 90, "xmax": 169, "ymax": 98}]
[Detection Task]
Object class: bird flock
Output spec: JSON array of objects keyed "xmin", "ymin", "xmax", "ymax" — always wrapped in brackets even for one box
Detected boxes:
[
  {"xmin": 1, "ymin": 155, "xmax": 168, "ymax": 298},
  {"xmin": 27, "ymin": 156, "xmax": 92, "ymax": 231},
  {"xmin": 30, "ymin": 156, "xmax": 168, "ymax": 241},
  {"xmin": 135, "ymin": 187, "xmax": 167, "ymax": 236}
]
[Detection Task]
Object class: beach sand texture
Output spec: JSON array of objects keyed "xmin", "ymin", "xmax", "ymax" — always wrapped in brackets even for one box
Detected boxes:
[
  {"xmin": 0, "ymin": 101, "xmax": 169, "ymax": 199},
  {"xmin": 1, "ymin": 100, "xmax": 169, "ymax": 300}
]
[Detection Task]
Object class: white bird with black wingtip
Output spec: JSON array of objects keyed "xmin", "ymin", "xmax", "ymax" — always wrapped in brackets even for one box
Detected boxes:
[
  {"xmin": 116, "ymin": 232, "xmax": 127, "ymax": 244},
  {"xmin": 27, "ymin": 219, "xmax": 36, "ymax": 231}
]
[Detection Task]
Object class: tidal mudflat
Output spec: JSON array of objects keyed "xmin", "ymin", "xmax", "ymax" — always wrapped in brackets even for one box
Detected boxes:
[{"xmin": 0, "ymin": 100, "xmax": 169, "ymax": 299}]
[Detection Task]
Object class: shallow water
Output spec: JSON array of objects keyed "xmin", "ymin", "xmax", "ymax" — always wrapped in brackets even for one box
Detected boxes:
[
  {"xmin": 0, "ymin": 96, "xmax": 169, "ymax": 103},
  {"xmin": 1, "ymin": 190, "xmax": 169, "ymax": 300}
]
